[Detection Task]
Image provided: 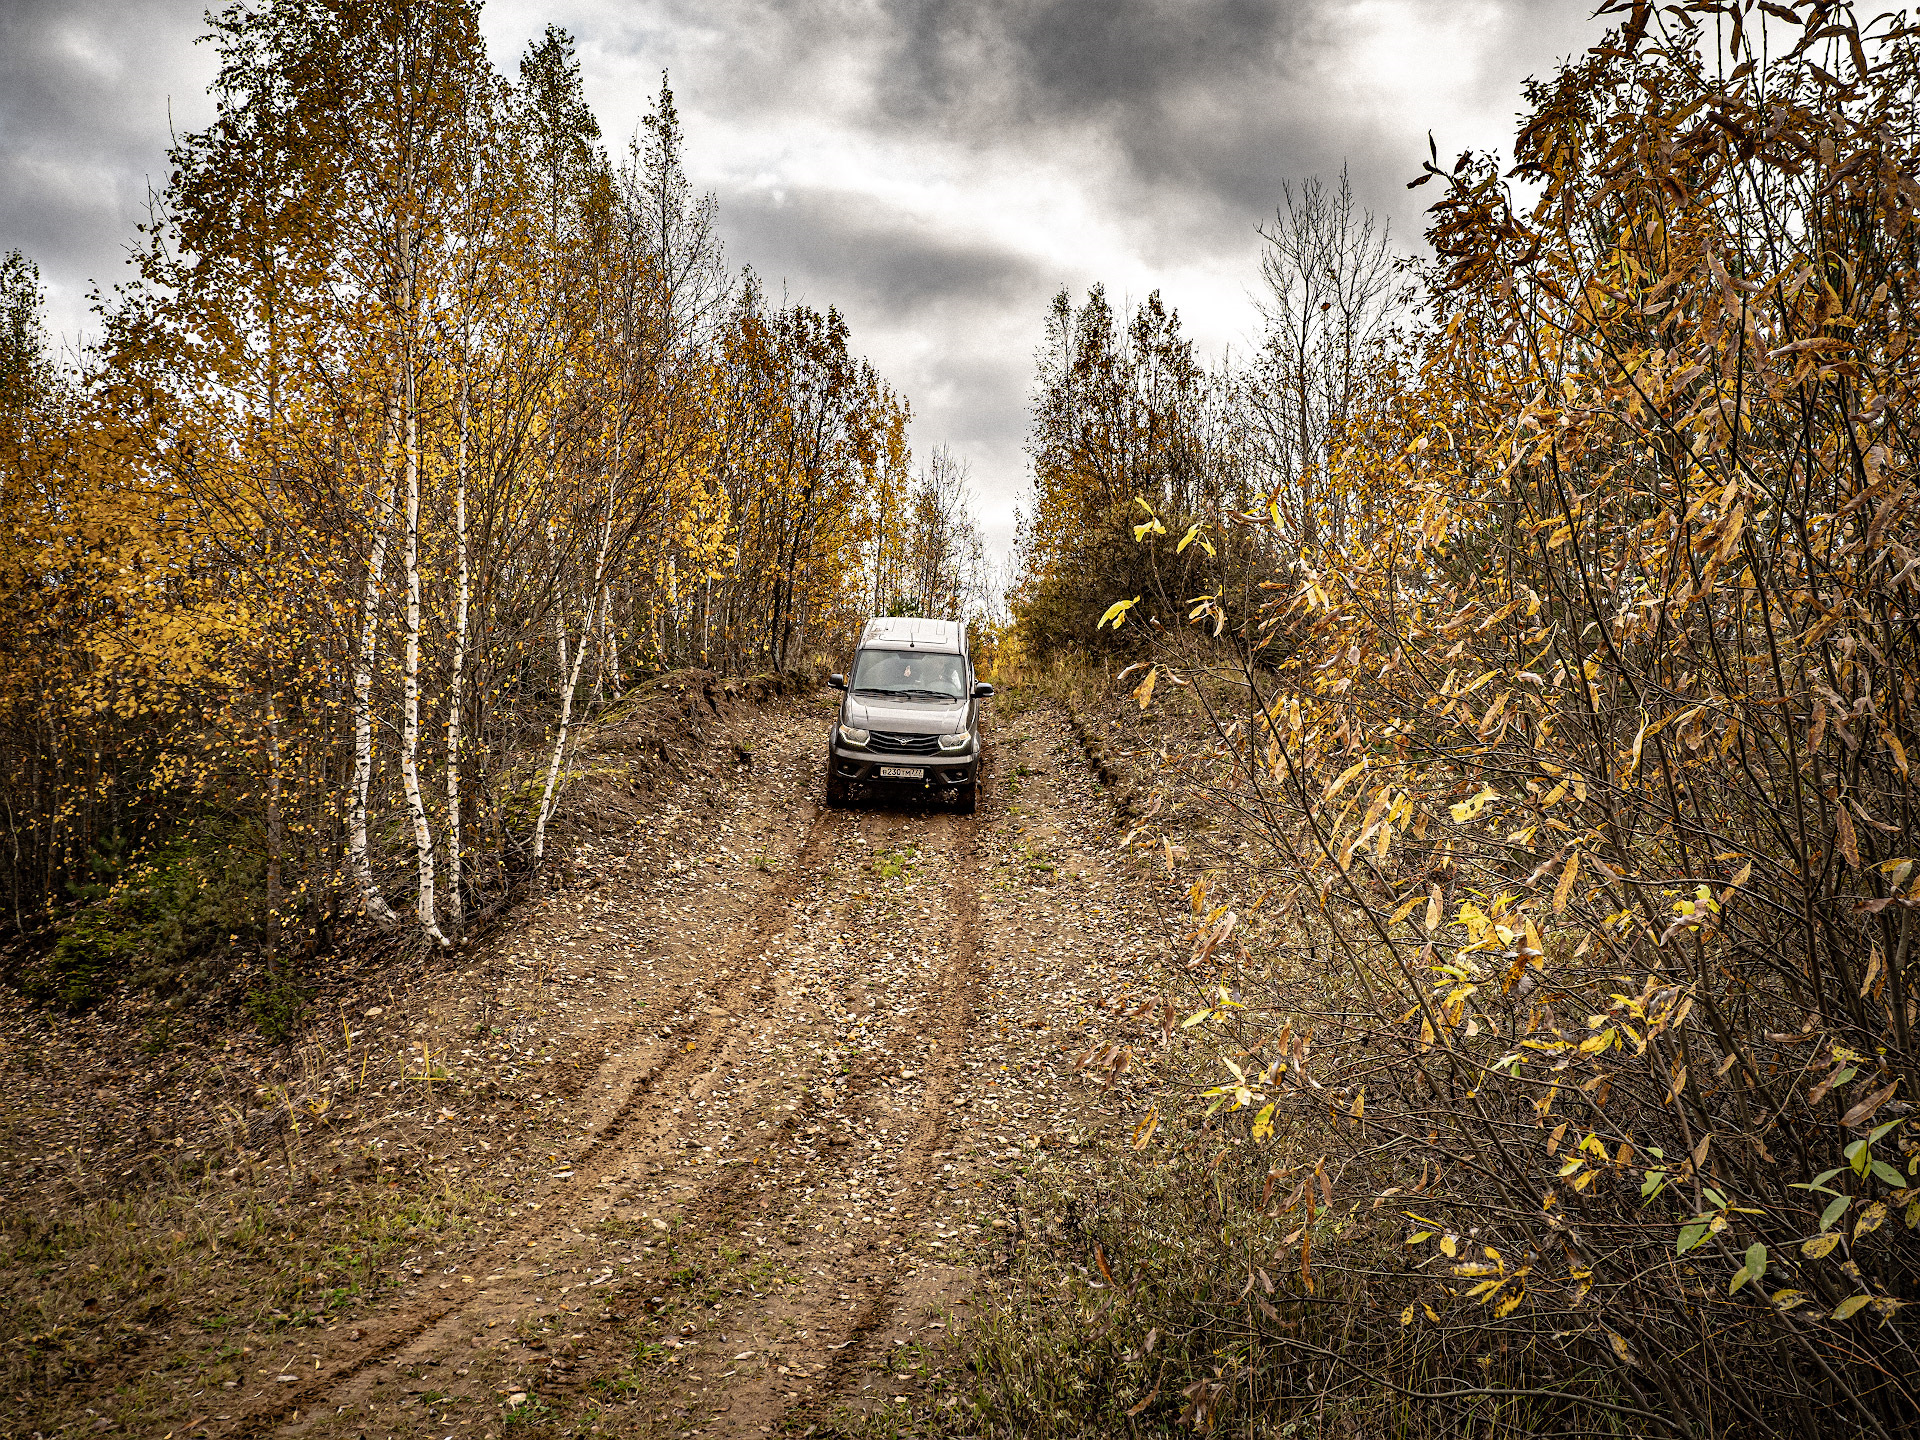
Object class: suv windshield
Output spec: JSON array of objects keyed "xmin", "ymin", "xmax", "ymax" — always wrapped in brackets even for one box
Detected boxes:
[{"xmin": 850, "ymin": 649, "xmax": 966, "ymax": 700}]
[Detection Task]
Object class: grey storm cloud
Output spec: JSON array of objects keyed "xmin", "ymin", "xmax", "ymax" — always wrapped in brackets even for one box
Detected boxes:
[
  {"xmin": 874, "ymin": 0, "xmax": 1342, "ymax": 255},
  {"xmin": 620, "ymin": 0, "xmax": 1359, "ymax": 245},
  {"xmin": 879, "ymin": 0, "xmax": 1314, "ymax": 121},
  {"xmin": 602, "ymin": 0, "xmax": 1594, "ymax": 272},
  {"xmin": 721, "ymin": 187, "xmax": 1047, "ymax": 314},
  {"xmin": 0, "ymin": 0, "xmax": 214, "ymax": 341},
  {"xmin": 1, "ymin": 0, "xmax": 1611, "ymax": 555},
  {"xmin": 715, "ymin": 185, "xmax": 1043, "ymax": 516}
]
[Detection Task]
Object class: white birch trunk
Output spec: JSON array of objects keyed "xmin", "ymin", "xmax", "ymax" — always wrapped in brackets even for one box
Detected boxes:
[
  {"xmin": 533, "ymin": 529, "xmax": 613, "ymax": 866},
  {"xmin": 532, "ymin": 594, "xmax": 593, "ymax": 864},
  {"xmin": 348, "ymin": 387, "xmax": 402, "ymax": 927},
  {"xmin": 443, "ymin": 371, "xmax": 469, "ymax": 932},
  {"xmin": 398, "ymin": 364, "xmax": 449, "ymax": 947},
  {"xmin": 605, "ymin": 594, "xmax": 624, "ymax": 695},
  {"xmin": 264, "ymin": 686, "xmax": 283, "ymax": 960},
  {"xmin": 592, "ymin": 608, "xmax": 607, "ymax": 705}
]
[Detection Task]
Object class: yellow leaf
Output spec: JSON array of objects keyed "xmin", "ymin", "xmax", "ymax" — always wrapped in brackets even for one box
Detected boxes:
[
  {"xmin": 1399, "ymin": 1302, "xmax": 1416, "ymax": 1325},
  {"xmin": 1131, "ymin": 1107, "xmax": 1160, "ymax": 1149},
  {"xmin": 1439, "ymin": 1235, "xmax": 1458, "ymax": 1258},
  {"xmin": 1133, "ymin": 667, "xmax": 1158, "ymax": 710},
  {"xmin": 1324, "ymin": 758, "xmax": 1368, "ymax": 802},
  {"xmin": 1450, "ymin": 787, "xmax": 1498, "ymax": 823},
  {"xmin": 1098, "ymin": 597, "xmax": 1140, "ymax": 630},
  {"xmin": 1836, "ymin": 806, "xmax": 1861, "ymax": 868},
  {"xmin": 1494, "ymin": 1288, "xmax": 1526, "ymax": 1318},
  {"xmin": 1553, "ymin": 851, "xmax": 1580, "ymax": 913},
  {"xmin": 1424, "ymin": 885, "xmax": 1442, "ymax": 932},
  {"xmin": 1389, "ymin": 894, "xmax": 1422, "ymax": 925},
  {"xmin": 1831, "ymin": 1295, "xmax": 1873, "ymax": 1321},
  {"xmin": 1625, "ymin": 716, "xmax": 1647, "ymax": 777},
  {"xmin": 1801, "ymin": 1233, "xmax": 1842, "ymax": 1259},
  {"xmin": 1855, "ymin": 1201, "xmax": 1889, "ymax": 1239}
]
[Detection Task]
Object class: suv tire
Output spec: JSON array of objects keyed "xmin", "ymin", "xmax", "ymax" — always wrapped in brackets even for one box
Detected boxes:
[
  {"xmin": 824, "ymin": 767, "xmax": 850, "ymax": 808},
  {"xmin": 953, "ymin": 782, "xmax": 977, "ymax": 815}
]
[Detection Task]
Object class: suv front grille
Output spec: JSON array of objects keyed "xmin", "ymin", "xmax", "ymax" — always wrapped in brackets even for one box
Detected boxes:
[{"xmin": 869, "ymin": 730, "xmax": 941, "ymax": 756}]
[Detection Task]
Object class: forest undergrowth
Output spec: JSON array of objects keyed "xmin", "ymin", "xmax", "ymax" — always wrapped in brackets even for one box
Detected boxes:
[{"xmin": 970, "ymin": 5, "xmax": 1920, "ymax": 1437}]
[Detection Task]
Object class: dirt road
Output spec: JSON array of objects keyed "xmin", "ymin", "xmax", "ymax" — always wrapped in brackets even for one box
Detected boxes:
[{"xmin": 207, "ymin": 691, "xmax": 1171, "ymax": 1438}]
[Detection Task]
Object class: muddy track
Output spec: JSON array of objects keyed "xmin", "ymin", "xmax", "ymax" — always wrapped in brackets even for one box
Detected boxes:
[
  {"xmin": 486, "ymin": 783, "xmax": 993, "ymax": 1436},
  {"xmin": 783, "ymin": 811, "xmax": 985, "ymax": 1424},
  {"xmin": 217, "ymin": 704, "xmax": 1162, "ymax": 1440},
  {"xmin": 563, "ymin": 804, "xmax": 988, "ymax": 1435},
  {"xmin": 231, "ymin": 803, "xmax": 855, "ymax": 1436}
]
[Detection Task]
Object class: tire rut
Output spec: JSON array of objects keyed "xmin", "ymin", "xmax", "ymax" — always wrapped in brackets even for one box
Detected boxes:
[
  {"xmin": 263, "ymin": 718, "xmax": 1132, "ymax": 1440},
  {"xmin": 245, "ymin": 803, "xmax": 853, "ymax": 1437},
  {"xmin": 781, "ymin": 811, "xmax": 984, "ymax": 1426},
  {"xmin": 535, "ymin": 800, "xmax": 988, "ymax": 1437}
]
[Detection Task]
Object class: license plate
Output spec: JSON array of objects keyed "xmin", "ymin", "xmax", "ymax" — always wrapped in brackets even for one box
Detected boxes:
[{"xmin": 878, "ymin": 766, "xmax": 925, "ymax": 779}]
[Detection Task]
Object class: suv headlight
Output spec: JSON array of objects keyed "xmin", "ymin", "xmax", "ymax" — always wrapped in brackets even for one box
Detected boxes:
[
  {"xmin": 938, "ymin": 732, "xmax": 971, "ymax": 752},
  {"xmin": 838, "ymin": 725, "xmax": 870, "ymax": 747}
]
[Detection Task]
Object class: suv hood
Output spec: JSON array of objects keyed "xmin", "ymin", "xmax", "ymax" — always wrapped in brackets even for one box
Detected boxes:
[{"xmin": 844, "ymin": 695, "xmax": 968, "ymax": 733}]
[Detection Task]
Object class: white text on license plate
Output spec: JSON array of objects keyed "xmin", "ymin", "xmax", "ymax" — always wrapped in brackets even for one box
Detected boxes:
[{"xmin": 879, "ymin": 765, "xmax": 925, "ymax": 779}]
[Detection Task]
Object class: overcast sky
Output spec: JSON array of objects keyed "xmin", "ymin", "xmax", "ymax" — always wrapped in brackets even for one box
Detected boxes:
[{"xmin": 1, "ymin": 0, "xmax": 1606, "ymax": 559}]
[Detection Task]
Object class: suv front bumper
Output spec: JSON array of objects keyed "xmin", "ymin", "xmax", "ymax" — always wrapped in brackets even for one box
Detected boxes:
[{"xmin": 830, "ymin": 743, "xmax": 976, "ymax": 790}]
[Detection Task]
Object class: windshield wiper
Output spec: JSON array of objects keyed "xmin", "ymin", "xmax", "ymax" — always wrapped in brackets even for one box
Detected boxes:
[
  {"xmin": 901, "ymin": 688, "xmax": 960, "ymax": 699},
  {"xmin": 853, "ymin": 687, "xmax": 914, "ymax": 698}
]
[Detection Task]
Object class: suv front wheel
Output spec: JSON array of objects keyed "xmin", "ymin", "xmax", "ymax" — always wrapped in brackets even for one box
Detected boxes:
[
  {"xmin": 953, "ymin": 781, "xmax": 977, "ymax": 815},
  {"xmin": 824, "ymin": 764, "xmax": 850, "ymax": 808}
]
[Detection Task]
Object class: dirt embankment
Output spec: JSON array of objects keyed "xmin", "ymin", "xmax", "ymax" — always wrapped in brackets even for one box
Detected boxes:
[{"xmin": 3, "ymin": 683, "xmax": 1184, "ymax": 1439}]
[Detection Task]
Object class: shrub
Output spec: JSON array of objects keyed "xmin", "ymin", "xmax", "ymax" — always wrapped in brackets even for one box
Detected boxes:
[
  {"xmin": 34, "ymin": 832, "xmax": 264, "ymax": 1008},
  {"xmin": 1064, "ymin": 8, "xmax": 1920, "ymax": 1434}
]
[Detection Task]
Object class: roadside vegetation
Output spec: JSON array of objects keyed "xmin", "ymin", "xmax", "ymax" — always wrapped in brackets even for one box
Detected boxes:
[
  {"xmin": 971, "ymin": 5, "xmax": 1920, "ymax": 1436},
  {"xmin": 0, "ymin": 1, "xmax": 992, "ymax": 1017}
]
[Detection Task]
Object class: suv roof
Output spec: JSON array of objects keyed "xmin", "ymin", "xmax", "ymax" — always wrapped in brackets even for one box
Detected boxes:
[{"xmin": 858, "ymin": 616, "xmax": 967, "ymax": 654}]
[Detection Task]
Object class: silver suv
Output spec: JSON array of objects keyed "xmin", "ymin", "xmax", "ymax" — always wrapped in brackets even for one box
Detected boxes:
[{"xmin": 824, "ymin": 617, "xmax": 992, "ymax": 812}]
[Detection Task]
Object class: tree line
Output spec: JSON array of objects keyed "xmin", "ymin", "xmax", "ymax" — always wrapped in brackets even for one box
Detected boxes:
[
  {"xmin": 1012, "ymin": 1, "xmax": 1920, "ymax": 1431},
  {"xmin": 0, "ymin": 0, "xmax": 986, "ymax": 994}
]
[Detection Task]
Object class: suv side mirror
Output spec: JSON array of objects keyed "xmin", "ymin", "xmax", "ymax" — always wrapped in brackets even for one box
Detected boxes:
[
  {"xmin": 972, "ymin": 682, "xmax": 995, "ymax": 698},
  {"xmin": 828, "ymin": 673, "xmax": 847, "ymax": 690}
]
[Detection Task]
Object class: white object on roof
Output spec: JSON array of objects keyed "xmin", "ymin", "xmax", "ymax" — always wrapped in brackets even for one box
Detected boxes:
[{"xmin": 859, "ymin": 617, "xmax": 967, "ymax": 653}]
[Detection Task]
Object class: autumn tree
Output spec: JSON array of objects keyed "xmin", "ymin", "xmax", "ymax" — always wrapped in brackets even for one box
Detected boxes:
[
  {"xmin": 1051, "ymin": 2, "xmax": 1920, "ymax": 1431},
  {"xmin": 1015, "ymin": 285, "xmax": 1257, "ymax": 658},
  {"xmin": 0, "ymin": 2, "xmax": 942, "ymax": 987}
]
